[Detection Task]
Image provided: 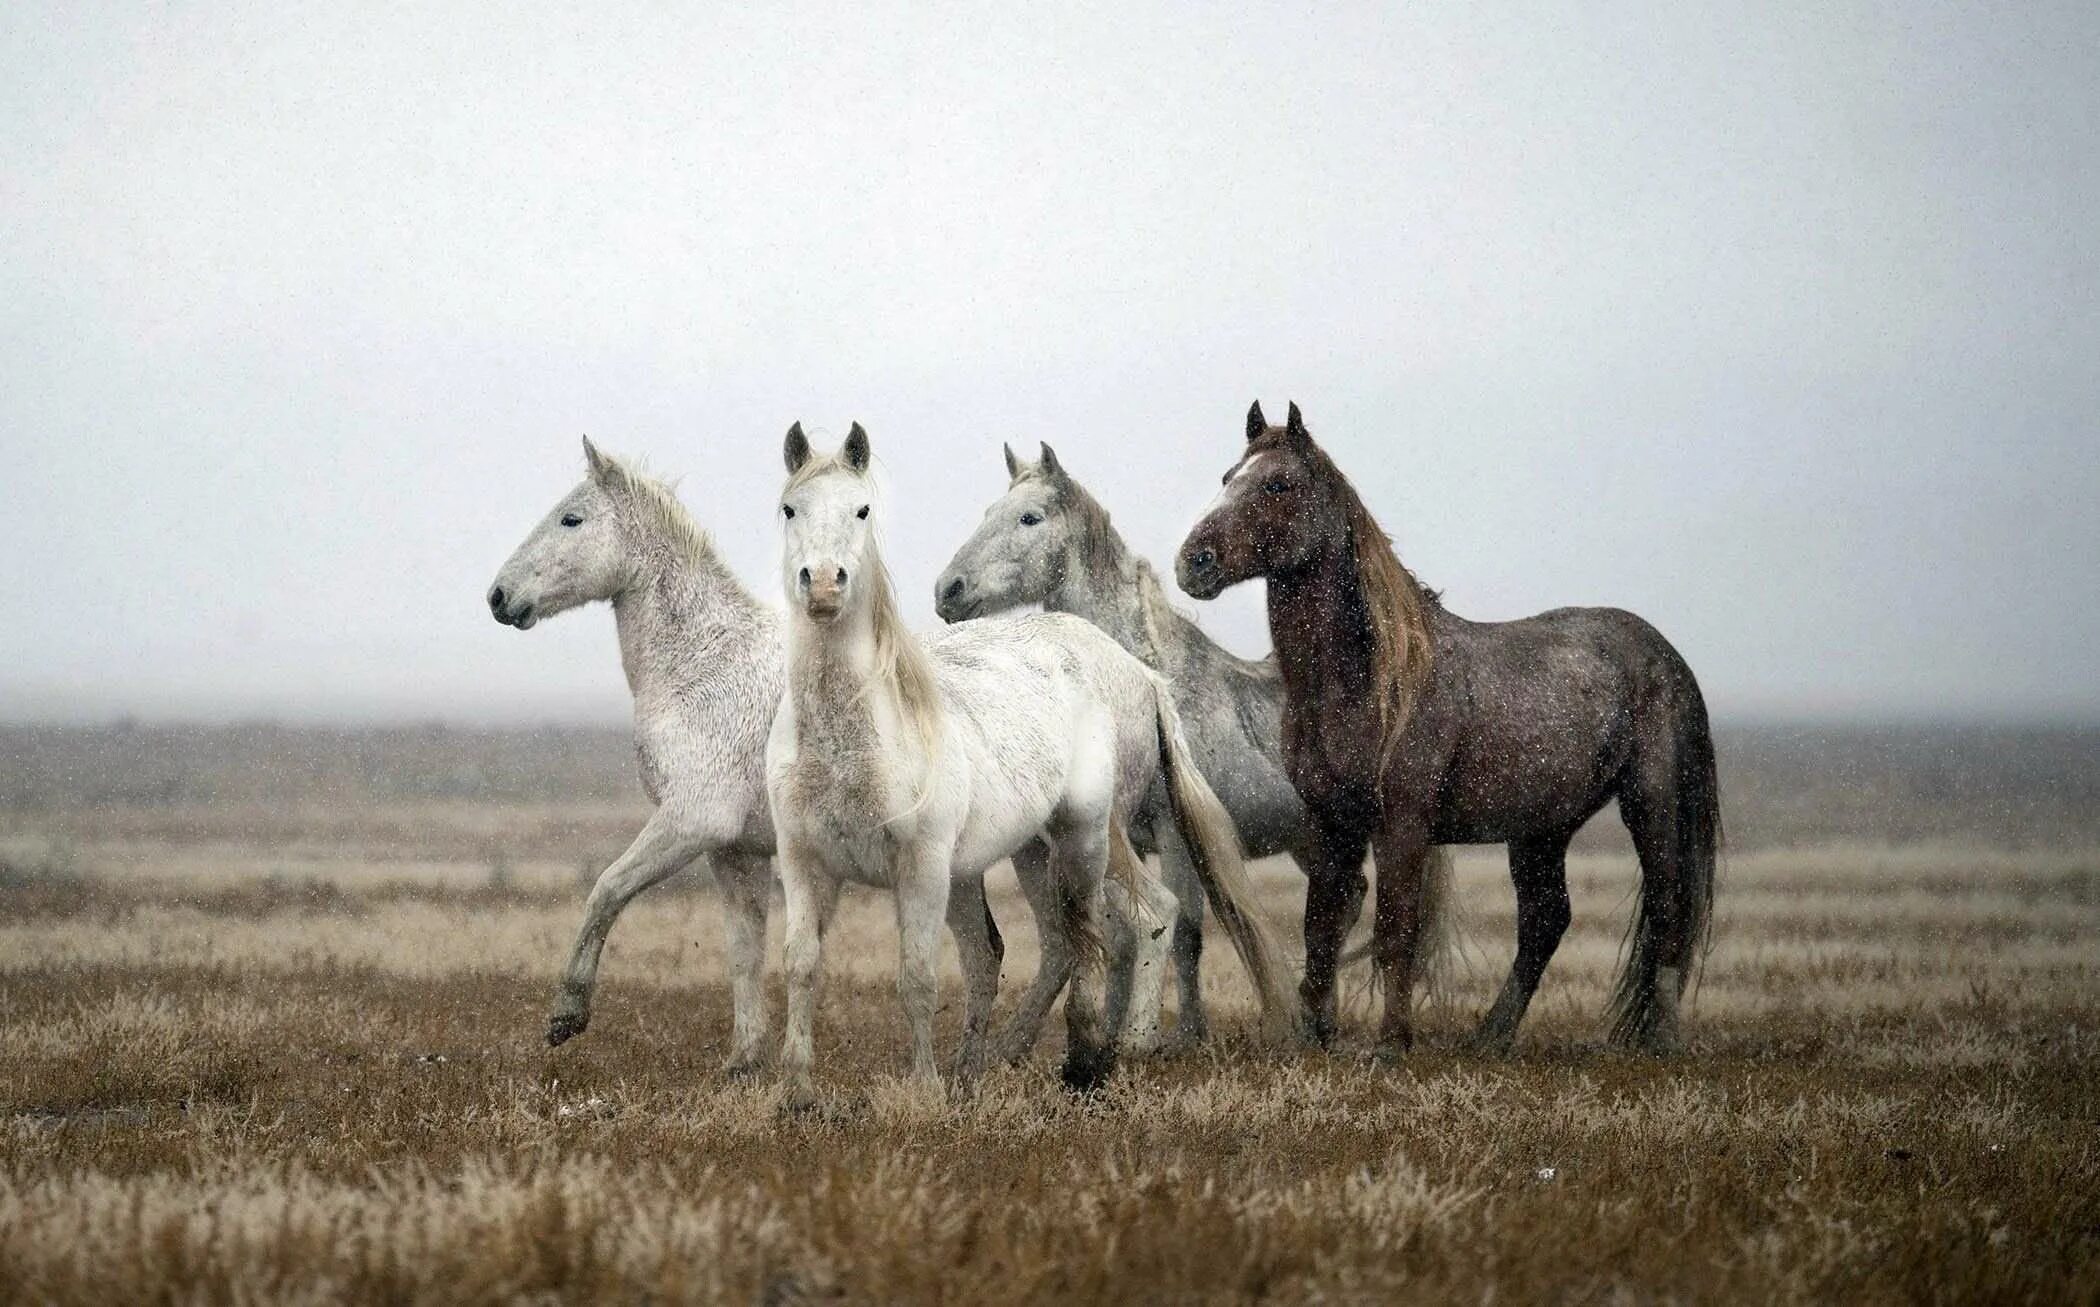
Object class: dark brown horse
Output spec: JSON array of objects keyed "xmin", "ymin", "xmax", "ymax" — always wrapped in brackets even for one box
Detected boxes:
[{"xmin": 1175, "ymin": 402, "xmax": 1718, "ymax": 1057}]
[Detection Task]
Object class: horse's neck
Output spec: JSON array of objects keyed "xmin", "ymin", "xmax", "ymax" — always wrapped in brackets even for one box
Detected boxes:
[
  {"xmin": 1266, "ymin": 548, "xmax": 1378, "ymax": 704},
  {"xmin": 784, "ymin": 597, "xmax": 888, "ymax": 729},
  {"xmin": 1052, "ymin": 531, "xmax": 1182, "ymax": 667},
  {"xmin": 612, "ymin": 546, "xmax": 770, "ymax": 706}
]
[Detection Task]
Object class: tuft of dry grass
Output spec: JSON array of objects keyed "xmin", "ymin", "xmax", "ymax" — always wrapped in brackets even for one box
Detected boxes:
[
  {"xmin": 3, "ymin": 724, "xmax": 2099, "ymax": 1302},
  {"xmin": 1, "ymin": 839, "xmax": 2097, "ymax": 1302}
]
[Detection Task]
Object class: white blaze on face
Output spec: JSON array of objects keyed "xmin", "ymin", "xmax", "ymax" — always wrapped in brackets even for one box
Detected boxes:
[{"xmin": 1198, "ymin": 450, "xmax": 1279, "ymax": 522}]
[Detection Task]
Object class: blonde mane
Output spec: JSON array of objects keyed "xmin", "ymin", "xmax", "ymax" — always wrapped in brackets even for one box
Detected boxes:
[{"xmin": 787, "ymin": 452, "xmax": 946, "ymax": 811}]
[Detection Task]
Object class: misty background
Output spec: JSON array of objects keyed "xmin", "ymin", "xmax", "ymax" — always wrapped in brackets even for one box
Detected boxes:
[{"xmin": 3, "ymin": 3, "xmax": 2095, "ymax": 728}]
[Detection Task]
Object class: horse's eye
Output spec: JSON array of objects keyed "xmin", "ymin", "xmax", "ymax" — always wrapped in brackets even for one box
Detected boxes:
[
  {"xmin": 1262, "ymin": 480, "xmax": 1289, "ymax": 495},
  {"xmin": 781, "ymin": 505, "xmax": 795, "ymax": 520},
  {"xmin": 856, "ymin": 505, "xmax": 869, "ymax": 520},
  {"xmin": 1019, "ymin": 512, "xmax": 1042, "ymax": 526},
  {"xmin": 560, "ymin": 513, "xmax": 583, "ymax": 527}
]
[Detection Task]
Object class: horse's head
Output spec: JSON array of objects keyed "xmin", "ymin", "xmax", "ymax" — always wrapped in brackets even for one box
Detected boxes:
[
  {"xmin": 779, "ymin": 422, "xmax": 877, "ymax": 624},
  {"xmin": 1177, "ymin": 401, "xmax": 1342, "ymax": 599},
  {"xmin": 933, "ymin": 442, "xmax": 1076, "ymax": 622},
  {"xmin": 487, "ymin": 437, "xmax": 634, "ymax": 630}
]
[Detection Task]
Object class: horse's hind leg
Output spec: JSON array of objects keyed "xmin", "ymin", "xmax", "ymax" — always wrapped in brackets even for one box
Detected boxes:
[
  {"xmin": 989, "ymin": 838, "xmax": 1069, "ymax": 1064},
  {"xmin": 944, "ymin": 876, "xmax": 1003, "ymax": 1085},
  {"xmin": 1620, "ymin": 765, "xmax": 1690, "ymax": 1054},
  {"xmin": 1157, "ymin": 829, "xmax": 1210, "ymax": 1048},
  {"xmin": 1046, "ymin": 751, "xmax": 1120, "ymax": 1092},
  {"xmin": 714, "ymin": 851, "xmax": 774, "ymax": 1077},
  {"xmin": 1468, "ymin": 833, "xmax": 1572, "ymax": 1055},
  {"xmin": 1103, "ymin": 826, "xmax": 1174, "ymax": 1056}
]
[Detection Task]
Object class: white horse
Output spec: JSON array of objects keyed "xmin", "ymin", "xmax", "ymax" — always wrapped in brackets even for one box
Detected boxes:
[
  {"xmin": 486, "ymin": 438, "xmax": 1150, "ymax": 1075},
  {"xmin": 765, "ymin": 424, "xmax": 1297, "ymax": 1106}
]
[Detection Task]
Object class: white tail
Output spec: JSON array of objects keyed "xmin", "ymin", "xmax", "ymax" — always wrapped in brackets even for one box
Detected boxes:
[{"xmin": 1152, "ymin": 687, "xmax": 1302, "ymax": 1043}]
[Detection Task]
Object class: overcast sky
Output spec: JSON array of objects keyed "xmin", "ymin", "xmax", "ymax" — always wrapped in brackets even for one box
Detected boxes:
[{"xmin": 3, "ymin": 2, "xmax": 2095, "ymax": 725}]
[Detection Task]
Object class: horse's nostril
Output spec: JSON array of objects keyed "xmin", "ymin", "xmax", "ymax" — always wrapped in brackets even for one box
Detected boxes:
[
  {"xmin": 942, "ymin": 576, "xmax": 965, "ymax": 602},
  {"xmin": 489, "ymin": 586, "xmax": 507, "ymax": 611},
  {"xmin": 1193, "ymin": 549, "xmax": 1216, "ymax": 569},
  {"xmin": 798, "ymin": 567, "xmax": 811, "ymax": 587},
  {"xmin": 835, "ymin": 568, "xmax": 847, "ymax": 586}
]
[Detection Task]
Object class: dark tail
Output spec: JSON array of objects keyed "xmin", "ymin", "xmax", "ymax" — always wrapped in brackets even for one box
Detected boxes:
[{"xmin": 1609, "ymin": 684, "xmax": 1721, "ymax": 1045}]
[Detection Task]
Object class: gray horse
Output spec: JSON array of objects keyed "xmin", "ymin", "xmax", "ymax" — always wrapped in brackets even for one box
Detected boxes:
[{"xmin": 936, "ymin": 443, "xmax": 1428, "ymax": 1046}]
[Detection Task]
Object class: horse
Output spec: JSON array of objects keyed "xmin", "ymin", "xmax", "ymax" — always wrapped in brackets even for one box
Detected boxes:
[
  {"xmin": 933, "ymin": 441, "xmax": 1453, "ymax": 1047},
  {"xmin": 488, "ymin": 437, "xmax": 1012, "ymax": 1074},
  {"xmin": 1175, "ymin": 402, "xmax": 1719, "ymax": 1058},
  {"xmin": 765, "ymin": 424, "xmax": 1297, "ymax": 1104}
]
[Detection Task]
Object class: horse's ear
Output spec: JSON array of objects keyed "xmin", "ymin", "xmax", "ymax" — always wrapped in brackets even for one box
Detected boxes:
[
  {"xmin": 1286, "ymin": 402, "xmax": 1308, "ymax": 440},
  {"xmin": 1245, "ymin": 401, "xmax": 1267, "ymax": 442},
  {"xmin": 1002, "ymin": 442, "xmax": 1022, "ymax": 480},
  {"xmin": 843, "ymin": 423, "xmax": 871, "ymax": 472},
  {"xmin": 1037, "ymin": 442, "xmax": 1065, "ymax": 480},
  {"xmin": 582, "ymin": 435, "xmax": 612, "ymax": 483},
  {"xmin": 783, "ymin": 422, "xmax": 810, "ymax": 474}
]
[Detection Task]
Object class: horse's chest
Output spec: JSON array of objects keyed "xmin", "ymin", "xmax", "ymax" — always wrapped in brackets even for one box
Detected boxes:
[{"xmin": 782, "ymin": 710, "xmax": 909, "ymax": 877}]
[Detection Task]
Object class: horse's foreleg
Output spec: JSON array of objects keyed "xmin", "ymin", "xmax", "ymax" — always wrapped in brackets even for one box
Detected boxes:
[
  {"xmin": 893, "ymin": 840, "xmax": 955, "ymax": 1085},
  {"xmin": 713, "ymin": 851, "xmax": 774, "ymax": 1077},
  {"xmin": 990, "ymin": 839, "xmax": 1068, "ymax": 1064},
  {"xmin": 1297, "ymin": 824, "xmax": 1370, "ymax": 1050},
  {"xmin": 943, "ymin": 877, "xmax": 1003, "ymax": 1085},
  {"xmin": 1470, "ymin": 834, "xmax": 1571, "ymax": 1055},
  {"xmin": 778, "ymin": 841, "xmax": 841, "ymax": 1111},
  {"xmin": 549, "ymin": 811, "xmax": 708, "ymax": 1046},
  {"xmin": 1369, "ymin": 817, "xmax": 1435, "ymax": 1061}
]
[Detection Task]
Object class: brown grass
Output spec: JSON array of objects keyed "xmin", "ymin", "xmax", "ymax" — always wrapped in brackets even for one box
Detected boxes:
[{"xmin": 2, "ymin": 729, "xmax": 2098, "ymax": 1302}]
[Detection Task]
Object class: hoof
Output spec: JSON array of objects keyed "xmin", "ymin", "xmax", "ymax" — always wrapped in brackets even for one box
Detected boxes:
[
  {"xmin": 780, "ymin": 1080, "xmax": 821, "ymax": 1116},
  {"xmin": 989, "ymin": 1032, "xmax": 1038, "ymax": 1067},
  {"xmin": 545, "ymin": 1010, "xmax": 589, "ymax": 1047},
  {"xmin": 1305, "ymin": 1012, "xmax": 1339, "ymax": 1051},
  {"xmin": 1364, "ymin": 1037, "xmax": 1410, "ymax": 1067},
  {"xmin": 1060, "ymin": 1044, "xmax": 1118, "ymax": 1095},
  {"xmin": 1463, "ymin": 1026, "xmax": 1516, "ymax": 1057},
  {"xmin": 1639, "ymin": 1028, "xmax": 1686, "ymax": 1058},
  {"xmin": 720, "ymin": 1057, "xmax": 764, "ymax": 1082}
]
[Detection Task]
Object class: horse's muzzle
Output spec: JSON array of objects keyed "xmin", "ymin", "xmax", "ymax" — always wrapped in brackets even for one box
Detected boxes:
[
  {"xmin": 488, "ymin": 585, "xmax": 537, "ymax": 629},
  {"xmin": 1176, "ymin": 547, "xmax": 1226, "ymax": 600},
  {"xmin": 934, "ymin": 574, "xmax": 978, "ymax": 623}
]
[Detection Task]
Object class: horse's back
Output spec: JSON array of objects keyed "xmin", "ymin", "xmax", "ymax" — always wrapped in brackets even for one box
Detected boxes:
[{"xmin": 1428, "ymin": 604, "xmax": 1702, "ymax": 840}]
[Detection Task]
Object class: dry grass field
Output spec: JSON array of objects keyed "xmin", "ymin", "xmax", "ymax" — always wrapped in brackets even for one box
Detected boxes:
[{"xmin": 2, "ymin": 724, "xmax": 2097, "ymax": 1302}]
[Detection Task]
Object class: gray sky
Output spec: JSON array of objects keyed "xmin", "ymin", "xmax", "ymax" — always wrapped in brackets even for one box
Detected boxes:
[{"xmin": 3, "ymin": 2, "xmax": 2095, "ymax": 725}]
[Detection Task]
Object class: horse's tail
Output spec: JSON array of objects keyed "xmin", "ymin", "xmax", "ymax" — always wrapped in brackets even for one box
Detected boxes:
[
  {"xmin": 1151, "ymin": 685, "xmax": 1301, "ymax": 1043},
  {"xmin": 1609, "ymin": 682, "xmax": 1721, "ymax": 1045}
]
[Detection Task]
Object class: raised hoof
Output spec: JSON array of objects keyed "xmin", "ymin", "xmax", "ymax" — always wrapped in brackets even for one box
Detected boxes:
[
  {"xmin": 545, "ymin": 1010, "xmax": 589, "ymax": 1048},
  {"xmin": 1060, "ymin": 1044, "xmax": 1118, "ymax": 1095}
]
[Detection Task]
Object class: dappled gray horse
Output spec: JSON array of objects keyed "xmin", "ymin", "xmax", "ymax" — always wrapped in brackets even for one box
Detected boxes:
[
  {"xmin": 488, "ymin": 439, "xmax": 1008, "ymax": 1073},
  {"xmin": 935, "ymin": 443, "xmax": 1394, "ymax": 1047}
]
